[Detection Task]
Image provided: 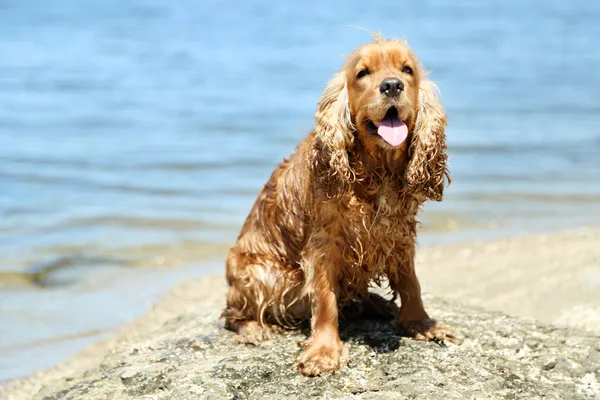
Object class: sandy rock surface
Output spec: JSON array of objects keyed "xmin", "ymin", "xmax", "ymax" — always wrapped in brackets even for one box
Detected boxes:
[
  {"xmin": 3, "ymin": 278, "xmax": 599, "ymax": 399},
  {"xmin": 3, "ymin": 229, "xmax": 600, "ymax": 399}
]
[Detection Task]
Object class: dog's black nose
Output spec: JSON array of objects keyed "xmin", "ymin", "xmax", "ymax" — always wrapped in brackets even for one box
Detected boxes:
[{"xmin": 379, "ymin": 78, "xmax": 404, "ymax": 97}]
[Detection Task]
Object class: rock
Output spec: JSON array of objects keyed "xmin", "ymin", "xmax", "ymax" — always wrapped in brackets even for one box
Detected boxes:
[
  {"xmin": 539, "ymin": 355, "xmax": 558, "ymax": 371},
  {"xmin": 2, "ymin": 277, "xmax": 599, "ymax": 400}
]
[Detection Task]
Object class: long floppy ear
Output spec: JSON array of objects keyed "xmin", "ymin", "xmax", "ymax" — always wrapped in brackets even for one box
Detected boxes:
[
  {"xmin": 405, "ymin": 77, "xmax": 450, "ymax": 201},
  {"xmin": 314, "ymin": 72, "xmax": 354, "ymax": 183}
]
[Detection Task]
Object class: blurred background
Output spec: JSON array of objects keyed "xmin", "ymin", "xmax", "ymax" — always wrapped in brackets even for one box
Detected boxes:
[{"xmin": 1, "ymin": 0, "xmax": 599, "ymax": 381}]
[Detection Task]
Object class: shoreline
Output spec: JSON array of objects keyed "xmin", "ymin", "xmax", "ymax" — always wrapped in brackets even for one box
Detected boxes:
[
  {"xmin": 2, "ymin": 227, "xmax": 600, "ymax": 398},
  {"xmin": 417, "ymin": 226, "xmax": 600, "ymax": 331}
]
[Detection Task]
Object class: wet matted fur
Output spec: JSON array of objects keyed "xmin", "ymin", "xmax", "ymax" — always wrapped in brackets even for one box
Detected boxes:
[{"xmin": 222, "ymin": 37, "xmax": 455, "ymax": 377}]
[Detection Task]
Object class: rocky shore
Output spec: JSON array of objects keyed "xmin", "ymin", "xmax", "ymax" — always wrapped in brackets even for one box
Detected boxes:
[{"xmin": 3, "ymin": 229, "xmax": 600, "ymax": 399}]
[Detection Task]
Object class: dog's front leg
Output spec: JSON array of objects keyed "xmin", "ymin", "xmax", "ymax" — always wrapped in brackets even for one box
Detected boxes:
[
  {"xmin": 389, "ymin": 242, "xmax": 456, "ymax": 343},
  {"xmin": 296, "ymin": 231, "xmax": 348, "ymax": 376}
]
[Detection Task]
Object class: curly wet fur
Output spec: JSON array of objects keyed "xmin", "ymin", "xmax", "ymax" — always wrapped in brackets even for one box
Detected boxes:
[{"xmin": 222, "ymin": 37, "xmax": 453, "ymax": 376}]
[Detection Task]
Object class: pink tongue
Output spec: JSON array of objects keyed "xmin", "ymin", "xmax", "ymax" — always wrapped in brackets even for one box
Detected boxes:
[{"xmin": 375, "ymin": 119, "xmax": 408, "ymax": 146}]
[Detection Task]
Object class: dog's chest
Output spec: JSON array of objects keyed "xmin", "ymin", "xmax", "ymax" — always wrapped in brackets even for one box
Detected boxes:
[
  {"xmin": 345, "ymin": 191, "xmax": 415, "ymax": 256},
  {"xmin": 332, "ymin": 191, "xmax": 415, "ymax": 296}
]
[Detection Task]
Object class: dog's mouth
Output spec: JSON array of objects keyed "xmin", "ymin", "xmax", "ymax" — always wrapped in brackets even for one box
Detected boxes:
[{"xmin": 366, "ymin": 107, "xmax": 409, "ymax": 147}]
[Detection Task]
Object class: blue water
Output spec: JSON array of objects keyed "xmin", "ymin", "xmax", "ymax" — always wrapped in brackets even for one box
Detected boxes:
[{"xmin": 1, "ymin": 0, "xmax": 600, "ymax": 381}]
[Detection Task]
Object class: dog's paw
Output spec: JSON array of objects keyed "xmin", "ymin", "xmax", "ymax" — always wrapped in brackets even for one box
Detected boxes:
[
  {"xmin": 397, "ymin": 318, "xmax": 456, "ymax": 344},
  {"xmin": 234, "ymin": 321, "xmax": 280, "ymax": 345},
  {"xmin": 296, "ymin": 342, "xmax": 348, "ymax": 377}
]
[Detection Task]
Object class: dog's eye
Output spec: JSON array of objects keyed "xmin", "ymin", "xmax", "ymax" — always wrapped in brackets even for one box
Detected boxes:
[
  {"xmin": 402, "ymin": 65, "xmax": 414, "ymax": 75},
  {"xmin": 356, "ymin": 68, "xmax": 370, "ymax": 79}
]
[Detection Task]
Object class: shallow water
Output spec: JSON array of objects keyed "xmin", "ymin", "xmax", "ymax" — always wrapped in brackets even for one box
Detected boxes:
[{"xmin": 1, "ymin": 0, "xmax": 600, "ymax": 380}]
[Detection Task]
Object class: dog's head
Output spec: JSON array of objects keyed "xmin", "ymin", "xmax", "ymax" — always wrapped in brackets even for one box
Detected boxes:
[
  {"xmin": 348, "ymin": 40, "xmax": 420, "ymax": 154},
  {"xmin": 315, "ymin": 38, "xmax": 449, "ymax": 200}
]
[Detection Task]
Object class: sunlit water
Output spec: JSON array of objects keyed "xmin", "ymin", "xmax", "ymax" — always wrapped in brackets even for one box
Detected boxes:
[{"xmin": 1, "ymin": 0, "xmax": 599, "ymax": 380}]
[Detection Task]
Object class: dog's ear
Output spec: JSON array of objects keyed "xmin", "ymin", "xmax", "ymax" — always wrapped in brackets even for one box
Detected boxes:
[
  {"xmin": 405, "ymin": 77, "xmax": 450, "ymax": 201},
  {"xmin": 314, "ymin": 72, "xmax": 354, "ymax": 183}
]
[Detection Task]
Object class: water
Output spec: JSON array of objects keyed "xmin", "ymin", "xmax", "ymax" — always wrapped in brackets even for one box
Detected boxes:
[{"xmin": 1, "ymin": 0, "xmax": 599, "ymax": 380}]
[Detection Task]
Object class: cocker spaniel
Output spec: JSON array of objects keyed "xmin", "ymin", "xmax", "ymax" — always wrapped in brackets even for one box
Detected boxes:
[{"xmin": 222, "ymin": 37, "xmax": 454, "ymax": 377}]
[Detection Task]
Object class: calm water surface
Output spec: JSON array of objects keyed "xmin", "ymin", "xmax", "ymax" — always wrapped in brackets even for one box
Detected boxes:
[{"xmin": 1, "ymin": 0, "xmax": 600, "ymax": 380}]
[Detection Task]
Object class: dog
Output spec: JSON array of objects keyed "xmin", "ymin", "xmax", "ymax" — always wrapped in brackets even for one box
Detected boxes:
[{"xmin": 222, "ymin": 36, "xmax": 454, "ymax": 376}]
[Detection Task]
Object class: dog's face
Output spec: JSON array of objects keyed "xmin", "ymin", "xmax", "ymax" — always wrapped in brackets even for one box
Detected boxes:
[
  {"xmin": 315, "ymin": 38, "xmax": 447, "ymax": 200},
  {"xmin": 346, "ymin": 41, "xmax": 421, "ymax": 154}
]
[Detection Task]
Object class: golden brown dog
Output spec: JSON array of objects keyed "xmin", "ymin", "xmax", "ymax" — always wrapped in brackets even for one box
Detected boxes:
[{"xmin": 222, "ymin": 37, "xmax": 454, "ymax": 377}]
